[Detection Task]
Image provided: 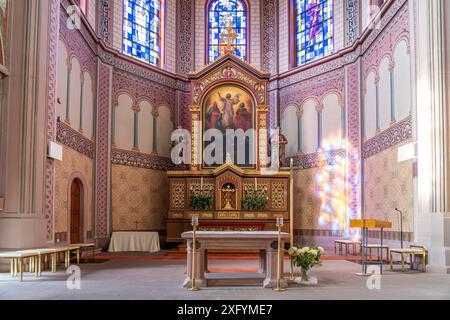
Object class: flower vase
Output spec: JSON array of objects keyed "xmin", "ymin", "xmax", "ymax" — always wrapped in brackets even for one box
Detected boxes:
[{"xmin": 294, "ymin": 268, "xmax": 318, "ymax": 285}]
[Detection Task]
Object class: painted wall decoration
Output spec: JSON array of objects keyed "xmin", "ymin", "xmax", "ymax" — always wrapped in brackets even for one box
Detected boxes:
[{"xmin": 111, "ymin": 164, "xmax": 169, "ymax": 231}]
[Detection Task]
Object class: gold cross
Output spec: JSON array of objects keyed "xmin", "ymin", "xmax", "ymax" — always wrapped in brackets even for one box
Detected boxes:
[
  {"xmin": 133, "ymin": 220, "xmax": 139, "ymax": 231},
  {"xmin": 220, "ymin": 20, "xmax": 237, "ymax": 54}
]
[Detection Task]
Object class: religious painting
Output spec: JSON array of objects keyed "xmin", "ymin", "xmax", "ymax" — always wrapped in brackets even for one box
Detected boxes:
[{"xmin": 202, "ymin": 84, "xmax": 255, "ymax": 168}]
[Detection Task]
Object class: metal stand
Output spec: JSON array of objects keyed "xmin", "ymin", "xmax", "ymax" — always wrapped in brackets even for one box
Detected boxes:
[
  {"xmin": 356, "ymin": 224, "xmax": 385, "ymax": 276},
  {"xmin": 274, "ymin": 218, "xmax": 285, "ymax": 292},
  {"xmin": 188, "ymin": 217, "xmax": 199, "ymax": 291}
]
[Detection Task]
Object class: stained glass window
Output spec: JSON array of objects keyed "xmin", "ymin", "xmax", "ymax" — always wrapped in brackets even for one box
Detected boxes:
[
  {"xmin": 295, "ymin": 0, "xmax": 333, "ymax": 65},
  {"xmin": 123, "ymin": 0, "xmax": 162, "ymax": 66},
  {"xmin": 208, "ymin": 0, "xmax": 247, "ymax": 63}
]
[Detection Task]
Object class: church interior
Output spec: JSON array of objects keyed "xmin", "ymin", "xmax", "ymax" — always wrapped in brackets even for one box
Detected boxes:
[{"xmin": 0, "ymin": 0, "xmax": 450, "ymax": 300}]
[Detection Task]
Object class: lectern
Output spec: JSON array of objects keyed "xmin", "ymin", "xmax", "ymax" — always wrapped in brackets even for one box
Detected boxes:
[{"xmin": 350, "ymin": 219, "xmax": 392, "ymax": 275}]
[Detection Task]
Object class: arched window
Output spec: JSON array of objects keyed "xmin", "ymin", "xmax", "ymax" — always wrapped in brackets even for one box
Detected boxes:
[
  {"xmin": 208, "ymin": 0, "xmax": 248, "ymax": 63},
  {"xmin": 123, "ymin": 0, "xmax": 162, "ymax": 66},
  {"xmin": 295, "ymin": 0, "xmax": 333, "ymax": 66}
]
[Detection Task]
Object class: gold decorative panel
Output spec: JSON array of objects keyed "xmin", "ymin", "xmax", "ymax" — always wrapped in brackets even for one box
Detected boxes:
[
  {"xmin": 171, "ymin": 180, "xmax": 186, "ymax": 209},
  {"xmin": 271, "ymin": 180, "xmax": 287, "ymax": 211}
]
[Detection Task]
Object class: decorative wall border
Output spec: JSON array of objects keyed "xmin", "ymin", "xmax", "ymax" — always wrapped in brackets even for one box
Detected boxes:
[
  {"xmin": 286, "ymin": 149, "xmax": 346, "ymax": 170},
  {"xmin": 44, "ymin": 0, "xmax": 60, "ymax": 242},
  {"xmin": 363, "ymin": 116, "xmax": 412, "ymax": 159},
  {"xmin": 261, "ymin": 0, "xmax": 278, "ymax": 75},
  {"xmin": 111, "ymin": 148, "xmax": 184, "ymax": 171},
  {"xmin": 94, "ymin": 61, "xmax": 112, "ymax": 239},
  {"xmin": 177, "ymin": 0, "xmax": 194, "ymax": 74},
  {"xmin": 56, "ymin": 120, "xmax": 95, "ymax": 159}
]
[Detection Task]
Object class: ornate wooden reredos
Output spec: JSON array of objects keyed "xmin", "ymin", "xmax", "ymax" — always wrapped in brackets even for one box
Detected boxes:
[
  {"xmin": 187, "ymin": 53, "xmax": 270, "ymax": 170},
  {"xmin": 166, "ymin": 53, "xmax": 291, "ymax": 243}
]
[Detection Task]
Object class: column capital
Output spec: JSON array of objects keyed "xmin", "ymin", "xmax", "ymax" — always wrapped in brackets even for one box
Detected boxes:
[
  {"xmin": 389, "ymin": 59, "xmax": 396, "ymax": 72},
  {"xmin": 315, "ymin": 103, "xmax": 324, "ymax": 113},
  {"xmin": 132, "ymin": 104, "xmax": 140, "ymax": 113},
  {"xmin": 296, "ymin": 109, "xmax": 303, "ymax": 118},
  {"xmin": 66, "ymin": 58, "xmax": 73, "ymax": 72},
  {"xmin": 257, "ymin": 104, "xmax": 269, "ymax": 113}
]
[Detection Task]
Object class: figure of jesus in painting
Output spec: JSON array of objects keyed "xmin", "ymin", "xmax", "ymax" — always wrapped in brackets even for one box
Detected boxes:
[{"xmin": 218, "ymin": 92, "xmax": 240, "ymax": 130}]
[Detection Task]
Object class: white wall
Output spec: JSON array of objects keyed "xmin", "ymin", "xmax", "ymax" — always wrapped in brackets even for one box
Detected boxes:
[
  {"xmin": 138, "ymin": 100, "xmax": 154, "ymax": 154},
  {"xmin": 68, "ymin": 57, "xmax": 82, "ymax": 129},
  {"xmin": 115, "ymin": 93, "xmax": 134, "ymax": 150},
  {"xmin": 394, "ymin": 40, "xmax": 411, "ymax": 120},
  {"xmin": 364, "ymin": 71, "xmax": 377, "ymax": 139},
  {"xmin": 56, "ymin": 39, "xmax": 68, "ymax": 121},
  {"xmin": 157, "ymin": 105, "xmax": 173, "ymax": 157},
  {"xmin": 302, "ymin": 99, "xmax": 318, "ymax": 154},
  {"xmin": 379, "ymin": 57, "xmax": 391, "ymax": 130},
  {"xmin": 82, "ymin": 72, "xmax": 94, "ymax": 139},
  {"xmin": 281, "ymin": 105, "xmax": 298, "ymax": 157},
  {"xmin": 322, "ymin": 93, "xmax": 342, "ymax": 147}
]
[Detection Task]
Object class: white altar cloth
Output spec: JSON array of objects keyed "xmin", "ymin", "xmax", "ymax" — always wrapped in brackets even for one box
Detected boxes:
[{"xmin": 108, "ymin": 231, "xmax": 160, "ymax": 253}]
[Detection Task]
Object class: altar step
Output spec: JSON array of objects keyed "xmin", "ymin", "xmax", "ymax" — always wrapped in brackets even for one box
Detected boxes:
[{"xmin": 205, "ymin": 272, "xmax": 266, "ymax": 287}]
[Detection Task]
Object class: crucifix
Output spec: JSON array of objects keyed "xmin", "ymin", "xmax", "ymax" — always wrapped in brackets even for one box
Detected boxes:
[
  {"xmin": 220, "ymin": 18, "xmax": 237, "ymax": 55},
  {"xmin": 133, "ymin": 219, "xmax": 140, "ymax": 231}
]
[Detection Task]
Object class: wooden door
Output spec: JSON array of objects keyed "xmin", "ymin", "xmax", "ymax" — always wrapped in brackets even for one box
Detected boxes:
[{"xmin": 70, "ymin": 179, "xmax": 81, "ymax": 243}]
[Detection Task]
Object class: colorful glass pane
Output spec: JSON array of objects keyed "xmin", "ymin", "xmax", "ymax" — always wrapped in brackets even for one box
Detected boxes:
[
  {"xmin": 208, "ymin": 0, "xmax": 247, "ymax": 63},
  {"xmin": 123, "ymin": 0, "xmax": 161, "ymax": 66},
  {"xmin": 295, "ymin": 0, "xmax": 333, "ymax": 65}
]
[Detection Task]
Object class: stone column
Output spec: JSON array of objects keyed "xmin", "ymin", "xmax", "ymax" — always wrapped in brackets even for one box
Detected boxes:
[
  {"xmin": 152, "ymin": 108, "xmax": 159, "ymax": 154},
  {"xmin": 375, "ymin": 73, "xmax": 380, "ymax": 132},
  {"xmin": 65, "ymin": 58, "xmax": 72, "ymax": 124},
  {"xmin": 415, "ymin": 0, "xmax": 450, "ymax": 273},
  {"xmin": 389, "ymin": 60, "xmax": 396, "ymax": 124},
  {"xmin": 316, "ymin": 103, "xmax": 324, "ymax": 150},
  {"xmin": 132, "ymin": 103, "xmax": 140, "ymax": 151},
  {"xmin": 296, "ymin": 109, "xmax": 303, "ymax": 153},
  {"xmin": 0, "ymin": 0, "xmax": 59, "ymax": 248},
  {"xmin": 79, "ymin": 71, "xmax": 85, "ymax": 133}
]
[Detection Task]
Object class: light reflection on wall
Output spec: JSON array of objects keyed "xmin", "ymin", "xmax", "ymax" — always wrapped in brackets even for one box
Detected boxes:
[{"xmin": 315, "ymin": 136, "xmax": 360, "ymax": 241}]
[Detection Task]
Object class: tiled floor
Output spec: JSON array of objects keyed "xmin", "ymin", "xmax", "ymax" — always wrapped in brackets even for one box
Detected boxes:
[{"xmin": 0, "ymin": 259, "xmax": 449, "ymax": 300}]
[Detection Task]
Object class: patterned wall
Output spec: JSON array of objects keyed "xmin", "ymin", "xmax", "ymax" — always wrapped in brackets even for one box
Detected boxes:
[
  {"xmin": 364, "ymin": 139, "xmax": 414, "ymax": 232},
  {"xmin": 54, "ymin": 146, "xmax": 94, "ymax": 235},
  {"xmin": 111, "ymin": 164, "xmax": 169, "ymax": 231},
  {"xmin": 292, "ymin": 166, "xmax": 342, "ymax": 231}
]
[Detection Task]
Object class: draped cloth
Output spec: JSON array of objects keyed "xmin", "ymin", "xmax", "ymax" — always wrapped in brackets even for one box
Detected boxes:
[{"xmin": 108, "ymin": 232, "xmax": 160, "ymax": 253}]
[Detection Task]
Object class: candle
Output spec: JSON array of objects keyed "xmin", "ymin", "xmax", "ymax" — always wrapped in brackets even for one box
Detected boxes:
[
  {"xmin": 201, "ymin": 177, "xmax": 204, "ymax": 190},
  {"xmin": 192, "ymin": 216, "xmax": 199, "ymax": 226},
  {"xmin": 276, "ymin": 217, "xmax": 284, "ymax": 226},
  {"xmin": 254, "ymin": 177, "xmax": 257, "ymax": 190}
]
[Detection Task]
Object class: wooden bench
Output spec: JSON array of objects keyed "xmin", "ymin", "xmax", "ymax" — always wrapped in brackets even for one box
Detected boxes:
[
  {"xmin": 334, "ymin": 240, "xmax": 362, "ymax": 256},
  {"xmin": 390, "ymin": 245, "xmax": 427, "ymax": 272},
  {"xmin": 0, "ymin": 251, "xmax": 39, "ymax": 281},
  {"xmin": 69, "ymin": 243, "xmax": 95, "ymax": 262},
  {"xmin": 362, "ymin": 244, "xmax": 390, "ymax": 260}
]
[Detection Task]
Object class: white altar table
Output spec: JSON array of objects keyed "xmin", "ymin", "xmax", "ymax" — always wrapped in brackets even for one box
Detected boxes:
[
  {"xmin": 182, "ymin": 231, "xmax": 289, "ymax": 288},
  {"xmin": 108, "ymin": 232, "xmax": 160, "ymax": 253}
]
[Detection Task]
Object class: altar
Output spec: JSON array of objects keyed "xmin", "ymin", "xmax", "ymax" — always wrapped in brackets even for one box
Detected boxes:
[
  {"xmin": 166, "ymin": 52, "xmax": 292, "ymax": 243},
  {"xmin": 182, "ymin": 231, "xmax": 289, "ymax": 288}
]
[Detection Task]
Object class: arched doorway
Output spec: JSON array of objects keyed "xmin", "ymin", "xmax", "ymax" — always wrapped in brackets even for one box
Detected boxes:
[{"xmin": 70, "ymin": 178, "xmax": 83, "ymax": 244}]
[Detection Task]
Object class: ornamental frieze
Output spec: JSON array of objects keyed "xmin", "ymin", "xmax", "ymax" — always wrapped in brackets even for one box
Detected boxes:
[
  {"xmin": 112, "ymin": 148, "xmax": 185, "ymax": 171},
  {"xmin": 363, "ymin": 116, "xmax": 412, "ymax": 159},
  {"xmin": 56, "ymin": 120, "xmax": 95, "ymax": 159},
  {"xmin": 286, "ymin": 149, "xmax": 346, "ymax": 170}
]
